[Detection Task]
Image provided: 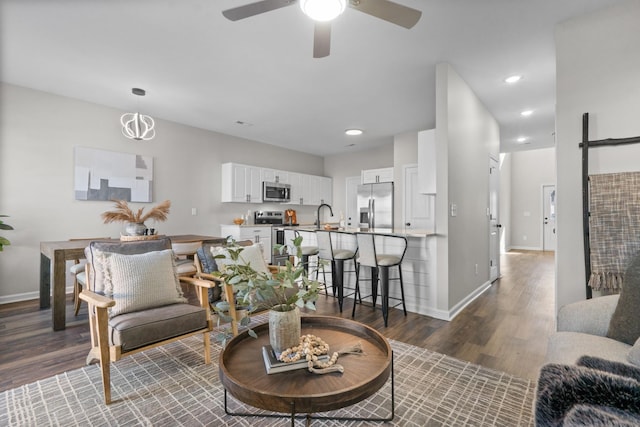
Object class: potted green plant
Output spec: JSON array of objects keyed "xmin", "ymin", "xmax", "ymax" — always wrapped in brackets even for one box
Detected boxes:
[
  {"xmin": 212, "ymin": 236, "xmax": 322, "ymax": 352},
  {"xmin": 0, "ymin": 215, "xmax": 14, "ymax": 251}
]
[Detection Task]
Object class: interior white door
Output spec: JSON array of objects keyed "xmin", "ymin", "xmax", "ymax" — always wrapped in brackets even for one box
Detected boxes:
[
  {"xmin": 543, "ymin": 185, "xmax": 557, "ymax": 251},
  {"xmin": 489, "ymin": 157, "xmax": 500, "ymax": 282},
  {"xmin": 403, "ymin": 165, "xmax": 434, "ymax": 232}
]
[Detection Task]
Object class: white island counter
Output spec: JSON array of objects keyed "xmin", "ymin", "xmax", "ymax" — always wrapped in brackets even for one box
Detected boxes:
[{"xmin": 283, "ymin": 226, "xmax": 444, "ymax": 320}]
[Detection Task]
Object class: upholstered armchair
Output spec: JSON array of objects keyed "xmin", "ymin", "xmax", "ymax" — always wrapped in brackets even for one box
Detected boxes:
[{"xmin": 79, "ymin": 237, "xmax": 216, "ymax": 404}]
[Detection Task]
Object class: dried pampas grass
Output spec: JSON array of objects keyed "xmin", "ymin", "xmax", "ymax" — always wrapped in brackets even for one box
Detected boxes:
[{"xmin": 101, "ymin": 199, "xmax": 171, "ymax": 224}]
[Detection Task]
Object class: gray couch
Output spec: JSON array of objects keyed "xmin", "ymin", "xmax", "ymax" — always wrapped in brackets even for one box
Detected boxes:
[
  {"xmin": 538, "ymin": 294, "xmax": 640, "ymax": 426},
  {"xmin": 545, "ymin": 294, "xmax": 635, "ymax": 366}
]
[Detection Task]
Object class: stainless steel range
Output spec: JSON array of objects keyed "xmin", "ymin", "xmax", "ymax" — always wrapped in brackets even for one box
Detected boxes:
[
  {"xmin": 254, "ymin": 211, "xmax": 289, "ymax": 265},
  {"xmin": 254, "ymin": 210, "xmax": 284, "ymax": 225}
]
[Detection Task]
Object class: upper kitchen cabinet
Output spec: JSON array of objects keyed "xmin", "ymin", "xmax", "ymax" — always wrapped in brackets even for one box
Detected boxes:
[
  {"xmin": 287, "ymin": 173, "xmax": 332, "ymax": 206},
  {"xmin": 417, "ymin": 129, "xmax": 436, "ymax": 194},
  {"xmin": 303, "ymin": 175, "xmax": 333, "ymax": 206},
  {"xmin": 286, "ymin": 172, "xmax": 303, "ymax": 205},
  {"xmin": 319, "ymin": 176, "xmax": 332, "ymax": 205},
  {"xmin": 222, "ymin": 162, "xmax": 332, "ymax": 206},
  {"xmin": 362, "ymin": 167, "xmax": 394, "ymax": 184},
  {"xmin": 221, "ymin": 162, "xmax": 262, "ymax": 203},
  {"xmin": 262, "ymin": 168, "xmax": 289, "ymax": 184}
]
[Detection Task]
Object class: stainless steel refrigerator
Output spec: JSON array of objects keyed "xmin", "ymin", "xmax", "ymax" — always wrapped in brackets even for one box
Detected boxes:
[{"xmin": 357, "ymin": 182, "xmax": 394, "ymax": 232}]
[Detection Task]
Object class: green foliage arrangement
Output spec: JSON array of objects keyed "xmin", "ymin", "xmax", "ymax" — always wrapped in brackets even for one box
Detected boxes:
[
  {"xmin": 211, "ymin": 236, "xmax": 323, "ymax": 343},
  {"xmin": 0, "ymin": 215, "xmax": 14, "ymax": 251}
]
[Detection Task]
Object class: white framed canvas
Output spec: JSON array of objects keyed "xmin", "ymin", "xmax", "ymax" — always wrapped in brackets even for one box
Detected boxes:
[{"xmin": 74, "ymin": 146, "xmax": 153, "ymax": 202}]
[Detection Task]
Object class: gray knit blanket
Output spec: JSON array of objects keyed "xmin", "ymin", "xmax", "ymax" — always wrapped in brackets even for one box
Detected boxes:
[
  {"xmin": 535, "ymin": 356, "xmax": 640, "ymax": 426},
  {"xmin": 588, "ymin": 172, "xmax": 640, "ymax": 291}
]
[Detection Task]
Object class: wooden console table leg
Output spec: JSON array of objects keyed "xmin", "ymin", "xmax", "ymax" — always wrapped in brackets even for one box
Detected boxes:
[
  {"xmin": 52, "ymin": 250, "xmax": 67, "ymax": 330},
  {"xmin": 40, "ymin": 253, "xmax": 51, "ymax": 309}
]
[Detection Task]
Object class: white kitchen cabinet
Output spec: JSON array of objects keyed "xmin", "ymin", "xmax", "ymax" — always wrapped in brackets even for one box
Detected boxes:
[
  {"xmin": 261, "ymin": 168, "xmax": 289, "ymax": 184},
  {"xmin": 286, "ymin": 172, "xmax": 303, "ymax": 205},
  {"xmin": 362, "ymin": 167, "xmax": 394, "ymax": 184},
  {"xmin": 302, "ymin": 175, "xmax": 332, "ymax": 206},
  {"xmin": 287, "ymin": 173, "xmax": 332, "ymax": 206},
  {"xmin": 403, "ymin": 164, "xmax": 435, "ymax": 232},
  {"xmin": 417, "ymin": 129, "xmax": 436, "ymax": 194},
  {"xmin": 221, "ymin": 163, "xmax": 262, "ymax": 203},
  {"xmin": 319, "ymin": 176, "xmax": 332, "ymax": 205},
  {"xmin": 219, "ymin": 225, "xmax": 272, "ymax": 264},
  {"xmin": 222, "ymin": 162, "xmax": 332, "ymax": 206}
]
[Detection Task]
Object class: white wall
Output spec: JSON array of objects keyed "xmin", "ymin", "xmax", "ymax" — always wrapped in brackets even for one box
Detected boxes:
[
  {"xmin": 323, "ymin": 143, "xmax": 394, "ymax": 220},
  {"xmin": 510, "ymin": 147, "xmax": 557, "ymax": 250},
  {"xmin": 0, "ymin": 83, "xmax": 325, "ymax": 300},
  {"xmin": 555, "ymin": 0, "xmax": 640, "ymax": 309},
  {"xmin": 436, "ymin": 63, "xmax": 501, "ymax": 311}
]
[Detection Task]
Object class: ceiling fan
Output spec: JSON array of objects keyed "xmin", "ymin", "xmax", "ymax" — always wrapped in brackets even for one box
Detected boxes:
[{"xmin": 222, "ymin": 0, "xmax": 422, "ymax": 58}]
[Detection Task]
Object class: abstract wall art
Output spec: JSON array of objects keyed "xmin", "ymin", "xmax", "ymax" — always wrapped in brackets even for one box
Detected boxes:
[{"xmin": 74, "ymin": 147, "xmax": 153, "ymax": 202}]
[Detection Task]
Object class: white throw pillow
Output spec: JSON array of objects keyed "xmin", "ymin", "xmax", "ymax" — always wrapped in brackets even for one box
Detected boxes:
[
  {"xmin": 211, "ymin": 243, "xmax": 270, "ymax": 275},
  {"xmin": 101, "ymin": 249, "xmax": 186, "ymax": 317}
]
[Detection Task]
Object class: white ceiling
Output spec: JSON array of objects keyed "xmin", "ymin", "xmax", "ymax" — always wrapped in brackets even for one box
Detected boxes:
[{"xmin": 0, "ymin": 0, "xmax": 624, "ymax": 156}]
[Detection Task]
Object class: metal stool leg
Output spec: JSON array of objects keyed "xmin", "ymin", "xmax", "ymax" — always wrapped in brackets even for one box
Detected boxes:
[
  {"xmin": 398, "ymin": 264, "xmax": 407, "ymax": 316},
  {"xmin": 380, "ymin": 265, "xmax": 390, "ymax": 327}
]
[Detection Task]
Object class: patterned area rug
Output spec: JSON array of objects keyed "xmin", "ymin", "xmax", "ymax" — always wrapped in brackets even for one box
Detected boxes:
[{"xmin": 1, "ymin": 323, "xmax": 535, "ymax": 426}]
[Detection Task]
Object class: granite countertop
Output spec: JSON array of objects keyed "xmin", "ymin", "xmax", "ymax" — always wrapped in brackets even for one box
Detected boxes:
[{"xmin": 281, "ymin": 225, "xmax": 436, "ymax": 238}]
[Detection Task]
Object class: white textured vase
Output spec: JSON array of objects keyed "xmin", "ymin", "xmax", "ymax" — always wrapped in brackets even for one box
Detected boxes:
[
  {"xmin": 124, "ymin": 222, "xmax": 147, "ymax": 236},
  {"xmin": 269, "ymin": 306, "xmax": 301, "ymax": 354}
]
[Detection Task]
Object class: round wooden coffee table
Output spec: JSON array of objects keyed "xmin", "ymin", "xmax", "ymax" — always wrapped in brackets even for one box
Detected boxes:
[{"xmin": 219, "ymin": 315, "xmax": 393, "ymax": 424}]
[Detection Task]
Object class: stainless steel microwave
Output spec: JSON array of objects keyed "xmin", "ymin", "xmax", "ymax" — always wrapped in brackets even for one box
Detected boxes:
[{"xmin": 262, "ymin": 181, "xmax": 291, "ymax": 203}]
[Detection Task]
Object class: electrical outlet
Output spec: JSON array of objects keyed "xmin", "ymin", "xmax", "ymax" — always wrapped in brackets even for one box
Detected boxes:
[
  {"xmin": 475, "ymin": 264, "xmax": 478, "ymax": 275},
  {"xmin": 450, "ymin": 204, "xmax": 457, "ymax": 217},
  {"xmin": 523, "ymin": 235, "xmax": 527, "ymax": 241},
  {"xmin": 191, "ymin": 207, "xmax": 197, "ymax": 216}
]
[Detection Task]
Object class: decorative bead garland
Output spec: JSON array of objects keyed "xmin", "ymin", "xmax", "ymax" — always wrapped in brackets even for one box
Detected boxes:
[{"xmin": 278, "ymin": 334, "xmax": 340, "ymax": 370}]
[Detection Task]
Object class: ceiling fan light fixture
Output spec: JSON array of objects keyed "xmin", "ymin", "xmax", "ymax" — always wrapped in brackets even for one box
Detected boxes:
[{"xmin": 300, "ymin": 0, "xmax": 346, "ymax": 22}]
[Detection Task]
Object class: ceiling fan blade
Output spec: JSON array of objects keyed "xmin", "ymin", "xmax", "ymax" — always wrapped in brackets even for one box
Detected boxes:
[
  {"xmin": 350, "ymin": 0, "xmax": 421, "ymax": 29},
  {"xmin": 313, "ymin": 22, "xmax": 331, "ymax": 58},
  {"xmin": 222, "ymin": 0, "xmax": 296, "ymax": 21}
]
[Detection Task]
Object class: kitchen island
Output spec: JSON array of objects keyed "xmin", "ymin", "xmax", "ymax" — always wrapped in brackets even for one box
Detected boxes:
[{"xmin": 283, "ymin": 226, "xmax": 443, "ymax": 320}]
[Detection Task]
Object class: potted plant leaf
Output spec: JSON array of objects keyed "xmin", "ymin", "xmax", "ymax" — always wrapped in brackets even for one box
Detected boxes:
[
  {"xmin": 212, "ymin": 236, "xmax": 322, "ymax": 352},
  {"xmin": 0, "ymin": 215, "xmax": 14, "ymax": 251}
]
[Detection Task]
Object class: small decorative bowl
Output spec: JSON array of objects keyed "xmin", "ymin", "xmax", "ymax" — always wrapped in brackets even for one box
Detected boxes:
[{"xmin": 233, "ymin": 218, "xmax": 245, "ymax": 225}]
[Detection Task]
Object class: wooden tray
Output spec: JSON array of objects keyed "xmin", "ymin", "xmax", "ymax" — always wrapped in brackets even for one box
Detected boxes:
[
  {"xmin": 119, "ymin": 234, "xmax": 162, "ymax": 241},
  {"xmin": 219, "ymin": 315, "xmax": 392, "ymax": 414}
]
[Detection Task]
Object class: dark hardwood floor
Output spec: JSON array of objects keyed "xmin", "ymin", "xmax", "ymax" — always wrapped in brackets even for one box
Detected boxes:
[{"xmin": 0, "ymin": 250, "xmax": 555, "ymax": 392}]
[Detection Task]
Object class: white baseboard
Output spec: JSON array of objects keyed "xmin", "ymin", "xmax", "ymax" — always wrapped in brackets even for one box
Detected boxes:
[
  {"xmin": 509, "ymin": 245, "xmax": 542, "ymax": 251},
  {"xmin": 0, "ymin": 286, "xmax": 74, "ymax": 305},
  {"xmin": 447, "ymin": 280, "xmax": 492, "ymax": 321}
]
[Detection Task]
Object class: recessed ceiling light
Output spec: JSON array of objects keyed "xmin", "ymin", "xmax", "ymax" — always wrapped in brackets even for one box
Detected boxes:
[
  {"xmin": 520, "ymin": 110, "xmax": 533, "ymax": 117},
  {"xmin": 517, "ymin": 136, "xmax": 527, "ymax": 143},
  {"xmin": 504, "ymin": 75, "xmax": 522, "ymax": 84},
  {"xmin": 345, "ymin": 129, "xmax": 363, "ymax": 136}
]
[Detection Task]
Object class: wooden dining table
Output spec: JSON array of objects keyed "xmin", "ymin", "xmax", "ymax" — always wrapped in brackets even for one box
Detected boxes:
[{"xmin": 40, "ymin": 234, "xmax": 225, "ymax": 331}]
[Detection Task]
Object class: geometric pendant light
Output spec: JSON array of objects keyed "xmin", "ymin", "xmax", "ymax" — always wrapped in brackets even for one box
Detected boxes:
[{"xmin": 121, "ymin": 88, "xmax": 155, "ymax": 141}]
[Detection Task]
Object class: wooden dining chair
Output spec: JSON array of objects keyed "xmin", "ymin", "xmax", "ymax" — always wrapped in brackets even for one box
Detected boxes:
[{"xmin": 69, "ymin": 237, "xmax": 109, "ymax": 316}]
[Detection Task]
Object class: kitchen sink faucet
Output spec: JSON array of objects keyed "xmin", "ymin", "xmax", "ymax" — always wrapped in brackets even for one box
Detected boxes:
[{"xmin": 317, "ymin": 203, "xmax": 333, "ymax": 229}]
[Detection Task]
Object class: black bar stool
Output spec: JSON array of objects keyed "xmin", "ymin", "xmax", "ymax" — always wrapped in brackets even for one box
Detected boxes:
[
  {"xmin": 354, "ymin": 233, "xmax": 407, "ymax": 326},
  {"xmin": 315, "ymin": 230, "xmax": 359, "ymax": 312}
]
